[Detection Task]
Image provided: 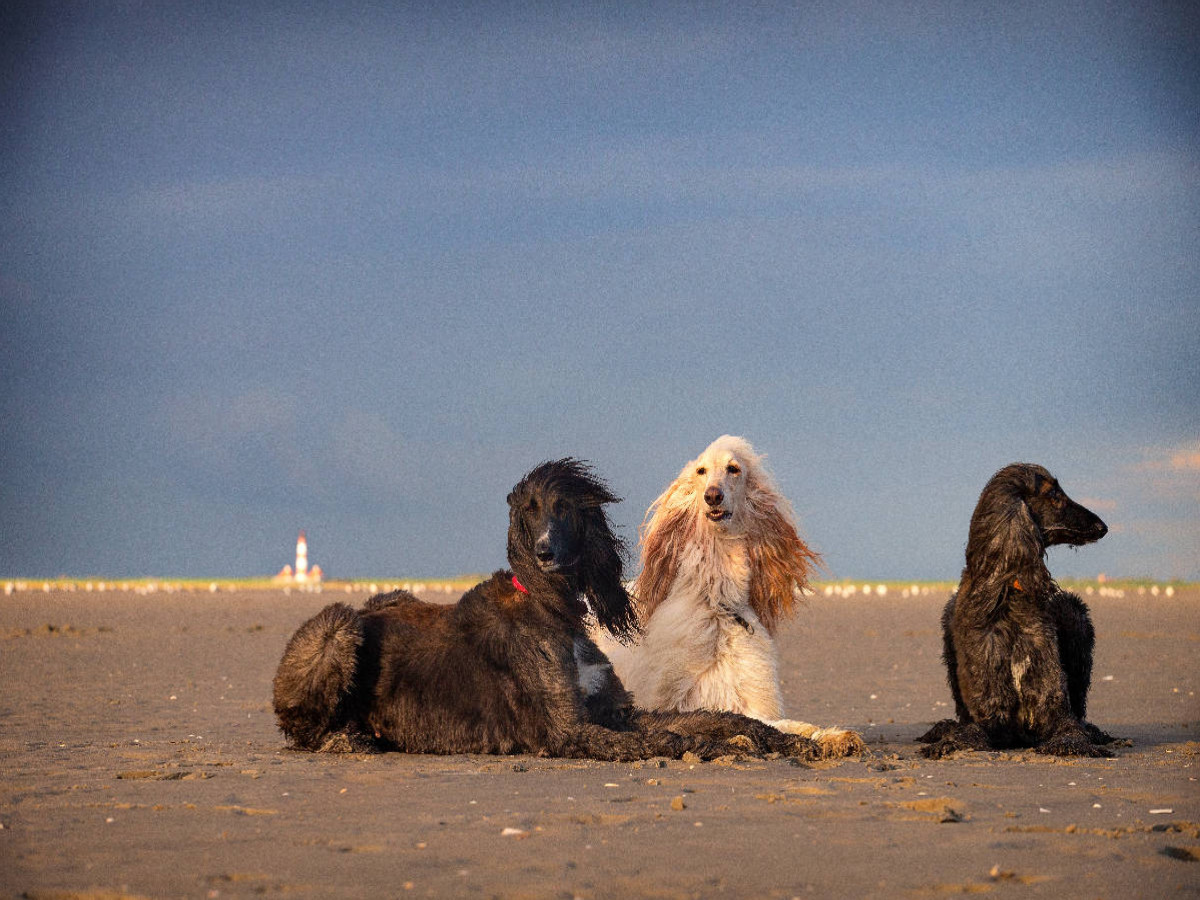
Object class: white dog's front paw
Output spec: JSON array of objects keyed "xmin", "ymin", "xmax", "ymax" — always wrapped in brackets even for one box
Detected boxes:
[
  {"xmin": 768, "ymin": 720, "xmax": 864, "ymax": 758},
  {"xmin": 809, "ymin": 726, "xmax": 865, "ymax": 758}
]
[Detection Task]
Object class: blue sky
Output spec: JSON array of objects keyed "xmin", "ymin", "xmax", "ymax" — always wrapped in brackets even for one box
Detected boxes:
[{"xmin": 2, "ymin": 2, "xmax": 1197, "ymax": 581}]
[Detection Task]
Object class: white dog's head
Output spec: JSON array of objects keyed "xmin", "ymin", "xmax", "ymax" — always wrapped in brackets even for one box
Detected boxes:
[
  {"xmin": 681, "ymin": 434, "xmax": 755, "ymax": 532},
  {"xmin": 635, "ymin": 435, "xmax": 821, "ymax": 633}
]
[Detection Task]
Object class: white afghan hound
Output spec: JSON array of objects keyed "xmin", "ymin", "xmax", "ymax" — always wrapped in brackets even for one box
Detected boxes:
[{"xmin": 599, "ymin": 435, "xmax": 864, "ymax": 758}]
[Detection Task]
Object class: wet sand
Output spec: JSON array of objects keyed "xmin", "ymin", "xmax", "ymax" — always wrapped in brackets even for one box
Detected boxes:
[{"xmin": 1, "ymin": 585, "xmax": 1197, "ymax": 898}]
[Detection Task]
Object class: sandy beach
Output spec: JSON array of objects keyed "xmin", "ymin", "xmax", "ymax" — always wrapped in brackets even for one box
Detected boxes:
[{"xmin": 1, "ymin": 583, "xmax": 1197, "ymax": 899}]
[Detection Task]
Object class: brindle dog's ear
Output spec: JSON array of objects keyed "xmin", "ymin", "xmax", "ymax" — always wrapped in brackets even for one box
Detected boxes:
[{"xmin": 1032, "ymin": 470, "xmax": 1048, "ymax": 494}]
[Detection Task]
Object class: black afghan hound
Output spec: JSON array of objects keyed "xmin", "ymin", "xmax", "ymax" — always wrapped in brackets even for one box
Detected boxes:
[
  {"xmin": 273, "ymin": 459, "xmax": 820, "ymax": 762},
  {"xmin": 919, "ymin": 463, "xmax": 1114, "ymax": 759}
]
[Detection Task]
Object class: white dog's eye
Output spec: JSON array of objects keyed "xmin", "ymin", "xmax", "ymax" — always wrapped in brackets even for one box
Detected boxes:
[
  {"xmin": 726, "ymin": 463, "xmax": 740, "ymax": 475},
  {"xmin": 696, "ymin": 466, "xmax": 706, "ymax": 476}
]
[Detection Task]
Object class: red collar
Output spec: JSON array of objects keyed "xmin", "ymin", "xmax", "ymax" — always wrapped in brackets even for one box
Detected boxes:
[{"xmin": 512, "ymin": 575, "xmax": 528, "ymax": 594}]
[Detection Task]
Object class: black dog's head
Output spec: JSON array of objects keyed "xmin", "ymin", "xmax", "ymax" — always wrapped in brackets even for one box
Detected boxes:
[
  {"xmin": 1019, "ymin": 465, "xmax": 1108, "ymax": 549},
  {"xmin": 966, "ymin": 463, "xmax": 1107, "ymax": 592},
  {"xmin": 506, "ymin": 459, "xmax": 639, "ymax": 642}
]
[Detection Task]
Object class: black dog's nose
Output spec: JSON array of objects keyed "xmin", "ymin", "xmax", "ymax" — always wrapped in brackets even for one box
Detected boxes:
[
  {"xmin": 704, "ymin": 486, "xmax": 723, "ymax": 507},
  {"xmin": 1094, "ymin": 520, "xmax": 1108, "ymax": 539}
]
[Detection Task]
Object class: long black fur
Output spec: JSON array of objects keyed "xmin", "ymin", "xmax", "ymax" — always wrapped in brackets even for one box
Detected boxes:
[
  {"xmin": 273, "ymin": 459, "xmax": 820, "ymax": 762},
  {"xmin": 918, "ymin": 463, "xmax": 1114, "ymax": 758}
]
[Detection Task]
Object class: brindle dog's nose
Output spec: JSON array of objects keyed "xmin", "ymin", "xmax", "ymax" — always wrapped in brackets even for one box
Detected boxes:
[
  {"xmin": 534, "ymin": 534, "xmax": 554, "ymax": 562},
  {"xmin": 704, "ymin": 486, "xmax": 723, "ymax": 507}
]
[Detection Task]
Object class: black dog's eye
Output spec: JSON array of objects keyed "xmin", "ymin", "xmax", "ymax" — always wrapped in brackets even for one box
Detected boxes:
[
  {"xmin": 696, "ymin": 466, "xmax": 707, "ymax": 476},
  {"xmin": 726, "ymin": 463, "xmax": 740, "ymax": 475}
]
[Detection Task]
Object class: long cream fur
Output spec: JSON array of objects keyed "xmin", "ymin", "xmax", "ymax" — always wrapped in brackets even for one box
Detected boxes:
[{"xmin": 600, "ymin": 435, "xmax": 863, "ymax": 758}]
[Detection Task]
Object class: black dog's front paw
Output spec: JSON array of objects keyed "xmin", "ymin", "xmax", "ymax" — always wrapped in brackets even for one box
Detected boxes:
[
  {"xmin": 919, "ymin": 722, "xmax": 991, "ymax": 759},
  {"xmin": 920, "ymin": 739, "xmax": 966, "ymax": 760},
  {"xmin": 686, "ymin": 738, "xmax": 740, "ymax": 761},
  {"xmin": 730, "ymin": 725, "xmax": 821, "ymax": 760},
  {"xmin": 916, "ymin": 719, "xmax": 960, "ymax": 744},
  {"xmin": 1038, "ymin": 730, "xmax": 1112, "ymax": 758},
  {"xmin": 1082, "ymin": 721, "xmax": 1117, "ymax": 745},
  {"xmin": 721, "ymin": 731, "xmax": 819, "ymax": 763},
  {"xmin": 776, "ymin": 734, "xmax": 821, "ymax": 761}
]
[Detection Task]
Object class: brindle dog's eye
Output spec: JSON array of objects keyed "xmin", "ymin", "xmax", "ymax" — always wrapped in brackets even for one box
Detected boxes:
[
  {"xmin": 527, "ymin": 498, "xmax": 539, "ymax": 514},
  {"xmin": 553, "ymin": 498, "xmax": 566, "ymax": 517}
]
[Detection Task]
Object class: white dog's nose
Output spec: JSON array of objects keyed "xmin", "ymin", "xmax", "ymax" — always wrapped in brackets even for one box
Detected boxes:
[{"xmin": 704, "ymin": 486, "xmax": 723, "ymax": 507}]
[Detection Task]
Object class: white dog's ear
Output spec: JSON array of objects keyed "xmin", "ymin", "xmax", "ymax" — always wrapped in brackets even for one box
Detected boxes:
[
  {"xmin": 634, "ymin": 478, "xmax": 697, "ymax": 619},
  {"xmin": 745, "ymin": 489, "xmax": 821, "ymax": 634}
]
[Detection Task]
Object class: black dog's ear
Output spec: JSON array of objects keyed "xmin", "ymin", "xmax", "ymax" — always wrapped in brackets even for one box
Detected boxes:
[
  {"xmin": 585, "ymin": 568, "xmax": 641, "ymax": 644},
  {"xmin": 966, "ymin": 467, "xmax": 1052, "ymax": 597},
  {"xmin": 982, "ymin": 498, "xmax": 1042, "ymax": 572},
  {"xmin": 577, "ymin": 510, "xmax": 641, "ymax": 643}
]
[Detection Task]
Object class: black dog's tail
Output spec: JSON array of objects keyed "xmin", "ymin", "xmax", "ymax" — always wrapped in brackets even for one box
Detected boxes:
[{"xmin": 272, "ymin": 603, "xmax": 363, "ymax": 750}]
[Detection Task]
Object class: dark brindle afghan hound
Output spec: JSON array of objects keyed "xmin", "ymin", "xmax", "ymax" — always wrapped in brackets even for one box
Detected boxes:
[
  {"xmin": 918, "ymin": 463, "xmax": 1114, "ymax": 758},
  {"xmin": 273, "ymin": 459, "xmax": 820, "ymax": 762}
]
